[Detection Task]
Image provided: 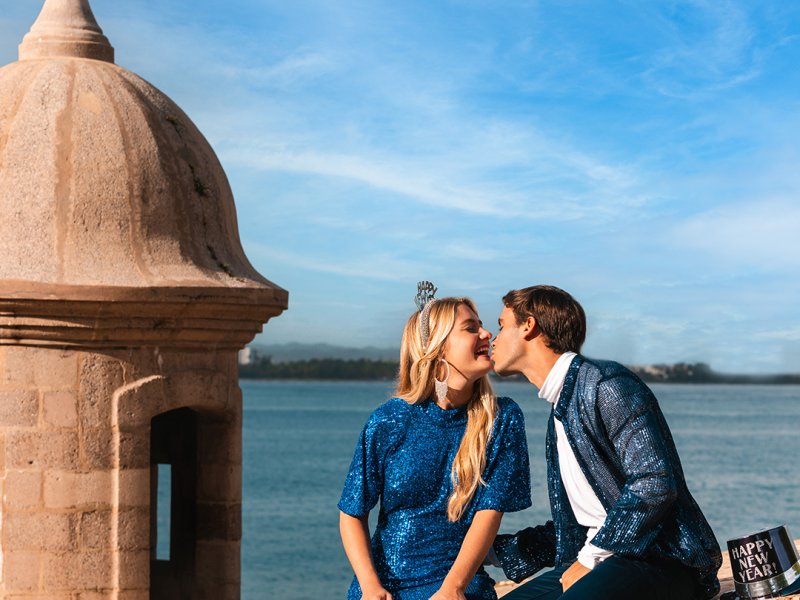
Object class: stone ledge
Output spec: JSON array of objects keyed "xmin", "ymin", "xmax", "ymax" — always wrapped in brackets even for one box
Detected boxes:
[
  {"xmin": 495, "ymin": 539, "xmax": 800, "ymax": 599},
  {"xmin": 0, "ymin": 294, "xmax": 285, "ymax": 348}
]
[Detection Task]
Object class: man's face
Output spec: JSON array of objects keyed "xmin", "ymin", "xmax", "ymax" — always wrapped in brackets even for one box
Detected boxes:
[{"xmin": 491, "ymin": 306, "xmax": 528, "ymax": 376}]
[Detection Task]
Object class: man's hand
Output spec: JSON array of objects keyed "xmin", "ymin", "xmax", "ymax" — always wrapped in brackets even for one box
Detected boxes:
[
  {"xmin": 560, "ymin": 560, "xmax": 591, "ymax": 592},
  {"xmin": 428, "ymin": 586, "xmax": 467, "ymax": 600}
]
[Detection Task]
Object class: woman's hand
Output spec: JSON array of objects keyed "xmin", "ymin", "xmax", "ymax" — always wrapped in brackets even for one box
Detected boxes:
[
  {"xmin": 361, "ymin": 584, "xmax": 393, "ymax": 600},
  {"xmin": 428, "ymin": 585, "xmax": 467, "ymax": 600}
]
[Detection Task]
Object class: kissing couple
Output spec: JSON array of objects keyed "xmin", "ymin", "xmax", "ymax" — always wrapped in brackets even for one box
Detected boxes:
[{"xmin": 339, "ymin": 284, "xmax": 722, "ymax": 600}]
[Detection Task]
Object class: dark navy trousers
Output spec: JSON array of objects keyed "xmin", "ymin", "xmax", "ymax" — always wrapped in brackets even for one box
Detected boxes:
[{"xmin": 500, "ymin": 556, "xmax": 701, "ymax": 600}]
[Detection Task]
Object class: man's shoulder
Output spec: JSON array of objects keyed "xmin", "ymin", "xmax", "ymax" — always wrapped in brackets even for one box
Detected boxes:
[
  {"xmin": 577, "ymin": 356, "xmax": 640, "ymax": 383},
  {"xmin": 575, "ymin": 356, "xmax": 654, "ymax": 399}
]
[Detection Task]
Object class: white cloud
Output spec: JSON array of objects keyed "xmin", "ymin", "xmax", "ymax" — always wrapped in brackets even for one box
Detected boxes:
[
  {"xmin": 247, "ymin": 241, "xmax": 423, "ymax": 282},
  {"xmin": 669, "ymin": 199, "xmax": 800, "ymax": 269}
]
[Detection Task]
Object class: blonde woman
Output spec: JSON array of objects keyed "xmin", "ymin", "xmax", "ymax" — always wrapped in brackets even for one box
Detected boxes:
[{"xmin": 339, "ymin": 288, "xmax": 531, "ymax": 600}]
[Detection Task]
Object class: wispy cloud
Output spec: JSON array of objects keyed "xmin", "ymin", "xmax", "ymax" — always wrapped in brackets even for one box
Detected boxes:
[
  {"xmin": 639, "ymin": 1, "xmax": 764, "ymax": 98},
  {"xmin": 669, "ymin": 199, "xmax": 800, "ymax": 269},
  {"xmin": 247, "ymin": 241, "xmax": 422, "ymax": 282}
]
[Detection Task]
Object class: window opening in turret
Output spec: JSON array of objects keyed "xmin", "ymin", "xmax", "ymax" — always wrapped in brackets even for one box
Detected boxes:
[{"xmin": 150, "ymin": 408, "xmax": 197, "ymax": 599}]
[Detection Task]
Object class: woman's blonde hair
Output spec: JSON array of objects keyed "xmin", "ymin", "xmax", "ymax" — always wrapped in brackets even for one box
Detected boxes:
[{"xmin": 395, "ymin": 297, "xmax": 497, "ymax": 521}]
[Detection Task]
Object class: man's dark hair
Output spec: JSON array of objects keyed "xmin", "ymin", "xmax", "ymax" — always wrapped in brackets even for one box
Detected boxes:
[{"xmin": 502, "ymin": 285, "xmax": 586, "ymax": 354}]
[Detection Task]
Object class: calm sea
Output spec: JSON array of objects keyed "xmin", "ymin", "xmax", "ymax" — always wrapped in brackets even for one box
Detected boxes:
[{"xmin": 240, "ymin": 380, "xmax": 800, "ymax": 599}]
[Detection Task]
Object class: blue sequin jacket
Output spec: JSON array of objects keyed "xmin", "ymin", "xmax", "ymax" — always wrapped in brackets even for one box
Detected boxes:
[{"xmin": 494, "ymin": 356, "xmax": 722, "ymax": 599}]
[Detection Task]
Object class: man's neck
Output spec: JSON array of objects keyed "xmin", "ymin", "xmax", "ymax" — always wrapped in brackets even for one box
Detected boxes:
[{"xmin": 524, "ymin": 348, "xmax": 563, "ymax": 389}]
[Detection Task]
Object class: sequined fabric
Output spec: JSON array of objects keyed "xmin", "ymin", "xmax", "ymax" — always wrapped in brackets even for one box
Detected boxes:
[
  {"xmin": 494, "ymin": 356, "xmax": 722, "ymax": 598},
  {"xmin": 339, "ymin": 396, "xmax": 532, "ymax": 599}
]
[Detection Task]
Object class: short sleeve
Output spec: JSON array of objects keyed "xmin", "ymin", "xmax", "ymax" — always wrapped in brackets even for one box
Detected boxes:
[
  {"xmin": 473, "ymin": 397, "xmax": 532, "ymax": 513},
  {"xmin": 337, "ymin": 400, "xmax": 409, "ymax": 517}
]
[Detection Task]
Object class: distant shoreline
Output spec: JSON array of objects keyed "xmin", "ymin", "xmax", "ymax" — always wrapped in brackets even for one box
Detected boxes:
[{"xmin": 238, "ymin": 358, "xmax": 800, "ymax": 384}]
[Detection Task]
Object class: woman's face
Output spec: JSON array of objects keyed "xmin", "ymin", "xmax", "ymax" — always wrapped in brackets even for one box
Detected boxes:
[{"xmin": 442, "ymin": 303, "xmax": 493, "ymax": 384}]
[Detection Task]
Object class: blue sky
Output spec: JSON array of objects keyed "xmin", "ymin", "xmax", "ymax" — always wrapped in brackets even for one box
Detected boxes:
[{"xmin": 3, "ymin": 1, "xmax": 799, "ymax": 373}]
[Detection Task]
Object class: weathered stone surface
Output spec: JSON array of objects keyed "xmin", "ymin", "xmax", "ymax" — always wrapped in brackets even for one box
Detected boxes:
[
  {"xmin": 78, "ymin": 353, "xmax": 125, "ymax": 428},
  {"xmin": 116, "ymin": 590, "xmax": 150, "ymax": 600},
  {"xmin": 118, "ymin": 429, "xmax": 150, "ymax": 469},
  {"xmin": 3, "ymin": 469, "xmax": 43, "ymax": 509},
  {"xmin": 43, "ymin": 470, "xmax": 112, "ymax": 508},
  {"xmin": 2, "ymin": 347, "xmax": 78, "ymax": 389},
  {"xmin": 78, "ymin": 593, "xmax": 116, "ymax": 600},
  {"xmin": 81, "ymin": 427, "xmax": 116, "ymax": 470},
  {"xmin": 42, "ymin": 550, "xmax": 113, "ymax": 590},
  {"xmin": 115, "ymin": 375, "xmax": 166, "ymax": 430},
  {"xmin": 195, "ymin": 540, "xmax": 241, "ymax": 585},
  {"xmin": 4, "ymin": 511, "xmax": 77, "ymax": 551},
  {"xmin": 43, "ymin": 390, "xmax": 78, "ymax": 428},
  {"xmin": 116, "ymin": 507, "xmax": 150, "ymax": 550},
  {"xmin": 116, "ymin": 592, "xmax": 149, "ymax": 600},
  {"xmin": 116, "ymin": 468, "xmax": 149, "ymax": 507},
  {"xmin": 6, "ymin": 430, "xmax": 79, "ymax": 470},
  {"xmin": 198, "ymin": 464, "xmax": 242, "ymax": 503},
  {"xmin": 18, "ymin": 0, "xmax": 114, "ymax": 63},
  {"xmin": 5, "ymin": 595, "xmax": 72, "ymax": 600},
  {"xmin": 0, "ymin": 389, "xmax": 39, "ymax": 427},
  {"xmin": 117, "ymin": 550, "xmax": 149, "ymax": 589},
  {"xmin": 78, "ymin": 509, "xmax": 112, "ymax": 549},
  {"xmin": 196, "ymin": 502, "xmax": 242, "ymax": 541},
  {"xmin": 198, "ymin": 415, "xmax": 243, "ymax": 464},
  {"xmin": 3, "ymin": 550, "xmax": 41, "ymax": 591}
]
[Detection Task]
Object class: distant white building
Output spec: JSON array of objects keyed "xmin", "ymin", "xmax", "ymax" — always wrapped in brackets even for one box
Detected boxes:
[{"xmin": 238, "ymin": 346, "xmax": 260, "ymax": 365}]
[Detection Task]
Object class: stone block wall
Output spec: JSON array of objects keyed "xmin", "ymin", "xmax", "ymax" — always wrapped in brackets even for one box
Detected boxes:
[{"xmin": 0, "ymin": 345, "xmax": 242, "ymax": 599}]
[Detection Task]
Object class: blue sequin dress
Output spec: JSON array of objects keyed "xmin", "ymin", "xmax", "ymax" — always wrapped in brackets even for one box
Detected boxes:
[{"xmin": 338, "ymin": 396, "xmax": 531, "ymax": 599}]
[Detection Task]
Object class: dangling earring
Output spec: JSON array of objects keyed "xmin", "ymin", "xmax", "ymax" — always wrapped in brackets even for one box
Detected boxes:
[{"xmin": 434, "ymin": 359, "xmax": 450, "ymax": 404}]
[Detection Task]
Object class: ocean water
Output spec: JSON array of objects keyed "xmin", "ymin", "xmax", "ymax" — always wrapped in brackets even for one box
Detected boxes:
[{"xmin": 240, "ymin": 380, "xmax": 800, "ymax": 599}]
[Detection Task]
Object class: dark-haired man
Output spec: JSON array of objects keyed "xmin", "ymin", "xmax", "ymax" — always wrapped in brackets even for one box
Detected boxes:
[{"xmin": 491, "ymin": 285, "xmax": 721, "ymax": 600}]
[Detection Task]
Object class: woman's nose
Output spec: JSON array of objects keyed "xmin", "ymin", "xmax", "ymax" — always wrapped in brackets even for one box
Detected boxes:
[{"xmin": 480, "ymin": 327, "xmax": 492, "ymax": 339}]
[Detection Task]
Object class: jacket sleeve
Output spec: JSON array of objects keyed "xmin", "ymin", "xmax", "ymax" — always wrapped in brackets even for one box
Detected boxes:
[
  {"xmin": 589, "ymin": 373, "xmax": 678, "ymax": 554},
  {"xmin": 493, "ymin": 521, "xmax": 557, "ymax": 582}
]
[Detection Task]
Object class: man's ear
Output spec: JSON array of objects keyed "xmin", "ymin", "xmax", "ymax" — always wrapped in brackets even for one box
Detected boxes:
[{"xmin": 521, "ymin": 316, "xmax": 538, "ymax": 340}]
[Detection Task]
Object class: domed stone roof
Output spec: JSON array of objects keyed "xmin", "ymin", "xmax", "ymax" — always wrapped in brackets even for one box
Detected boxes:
[{"xmin": 0, "ymin": 0, "xmax": 287, "ymax": 347}]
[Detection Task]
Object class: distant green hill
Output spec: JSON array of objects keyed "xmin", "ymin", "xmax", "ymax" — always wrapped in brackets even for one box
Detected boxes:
[
  {"xmin": 249, "ymin": 342, "xmax": 398, "ymax": 363},
  {"xmin": 239, "ymin": 356, "xmax": 398, "ymax": 380},
  {"xmin": 629, "ymin": 362, "xmax": 800, "ymax": 384},
  {"xmin": 239, "ymin": 356, "xmax": 800, "ymax": 383}
]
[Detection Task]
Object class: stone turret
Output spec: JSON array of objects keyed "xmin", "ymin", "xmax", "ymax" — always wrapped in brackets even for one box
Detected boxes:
[{"xmin": 0, "ymin": 0, "xmax": 287, "ymax": 597}]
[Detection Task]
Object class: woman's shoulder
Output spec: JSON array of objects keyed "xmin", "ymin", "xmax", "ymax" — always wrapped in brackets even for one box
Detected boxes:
[
  {"xmin": 362, "ymin": 397, "xmax": 414, "ymax": 432},
  {"xmin": 495, "ymin": 395, "xmax": 524, "ymax": 416},
  {"xmin": 493, "ymin": 396, "xmax": 526, "ymax": 429}
]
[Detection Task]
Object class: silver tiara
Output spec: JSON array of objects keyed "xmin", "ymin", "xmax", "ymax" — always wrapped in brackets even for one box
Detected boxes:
[{"xmin": 415, "ymin": 281, "xmax": 438, "ymax": 350}]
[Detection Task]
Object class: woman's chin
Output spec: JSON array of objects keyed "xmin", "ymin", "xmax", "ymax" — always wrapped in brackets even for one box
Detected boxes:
[{"xmin": 474, "ymin": 360, "xmax": 493, "ymax": 378}]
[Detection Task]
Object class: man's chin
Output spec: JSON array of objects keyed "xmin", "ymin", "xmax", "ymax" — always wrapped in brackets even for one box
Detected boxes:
[{"xmin": 492, "ymin": 364, "xmax": 517, "ymax": 378}]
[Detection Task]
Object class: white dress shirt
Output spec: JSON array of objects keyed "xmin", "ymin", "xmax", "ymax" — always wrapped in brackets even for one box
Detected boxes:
[{"xmin": 539, "ymin": 352, "xmax": 614, "ymax": 569}]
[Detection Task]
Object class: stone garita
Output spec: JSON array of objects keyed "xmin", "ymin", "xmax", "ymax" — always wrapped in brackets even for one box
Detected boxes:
[{"xmin": 0, "ymin": 0, "xmax": 287, "ymax": 597}]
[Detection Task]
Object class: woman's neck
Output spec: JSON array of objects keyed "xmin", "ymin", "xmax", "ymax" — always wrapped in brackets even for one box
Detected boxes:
[{"xmin": 438, "ymin": 380, "xmax": 472, "ymax": 409}]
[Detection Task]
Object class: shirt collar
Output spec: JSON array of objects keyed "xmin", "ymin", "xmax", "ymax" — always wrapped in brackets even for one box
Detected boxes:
[{"xmin": 538, "ymin": 351, "xmax": 577, "ymax": 405}]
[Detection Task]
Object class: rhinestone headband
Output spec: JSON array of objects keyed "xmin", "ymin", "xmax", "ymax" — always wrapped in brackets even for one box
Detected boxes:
[{"xmin": 415, "ymin": 281, "xmax": 438, "ymax": 350}]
